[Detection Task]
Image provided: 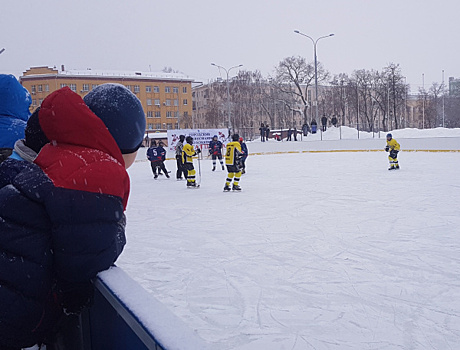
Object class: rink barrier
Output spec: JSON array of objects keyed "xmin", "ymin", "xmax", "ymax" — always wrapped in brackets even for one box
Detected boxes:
[
  {"xmin": 134, "ymin": 148, "xmax": 460, "ymax": 163},
  {"xmin": 54, "ymin": 267, "xmax": 210, "ymax": 350},
  {"xmin": 247, "ymin": 149, "xmax": 460, "ymax": 156}
]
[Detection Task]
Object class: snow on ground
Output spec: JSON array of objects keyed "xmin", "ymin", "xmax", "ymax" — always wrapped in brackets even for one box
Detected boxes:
[{"xmin": 117, "ymin": 128, "xmax": 460, "ymax": 349}]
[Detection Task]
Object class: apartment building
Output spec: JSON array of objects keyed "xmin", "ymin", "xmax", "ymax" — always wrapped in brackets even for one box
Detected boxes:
[{"xmin": 20, "ymin": 66, "xmax": 195, "ymax": 131}]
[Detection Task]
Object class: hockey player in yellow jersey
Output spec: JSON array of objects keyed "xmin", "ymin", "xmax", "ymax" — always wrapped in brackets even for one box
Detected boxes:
[
  {"xmin": 224, "ymin": 134, "xmax": 243, "ymax": 191},
  {"xmin": 385, "ymin": 133, "xmax": 400, "ymax": 170},
  {"xmin": 182, "ymin": 136, "xmax": 201, "ymax": 187}
]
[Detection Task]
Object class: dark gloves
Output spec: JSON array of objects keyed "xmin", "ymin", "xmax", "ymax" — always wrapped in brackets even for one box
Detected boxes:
[
  {"xmin": 385, "ymin": 146, "xmax": 390, "ymax": 152},
  {"xmin": 196, "ymin": 148, "xmax": 201, "ymax": 154},
  {"xmin": 56, "ymin": 279, "xmax": 95, "ymax": 315}
]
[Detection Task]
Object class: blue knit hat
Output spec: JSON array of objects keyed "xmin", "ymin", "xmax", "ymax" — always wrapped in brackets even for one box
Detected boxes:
[{"xmin": 84, "ymin": 84, "xmax": 146, "ymax": 154}]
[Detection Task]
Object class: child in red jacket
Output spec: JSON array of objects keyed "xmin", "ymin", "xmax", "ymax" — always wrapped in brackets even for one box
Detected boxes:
[{"xmin": 0, "ymin": 84, "xmax": 145, "ymax": 349}]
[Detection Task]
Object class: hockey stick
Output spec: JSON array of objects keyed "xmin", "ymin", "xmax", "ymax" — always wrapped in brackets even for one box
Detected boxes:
[{"xmin": 197, "ymin": 149, "xmax": 202, "ymax": 186}]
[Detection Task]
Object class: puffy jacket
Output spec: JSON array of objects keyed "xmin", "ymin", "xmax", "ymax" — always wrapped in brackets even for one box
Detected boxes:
[
  {"xmin": 0, "ymin": 74, "xmax": 32, "ymax": 149},
  {"xmin": 0, "ymin": 87, "xmax": 128, "ymax": 348}
]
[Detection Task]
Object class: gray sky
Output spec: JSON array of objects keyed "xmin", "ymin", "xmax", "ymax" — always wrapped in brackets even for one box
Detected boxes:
[{"xmin": 1, "ymin": 0, "xmax": 458, "ymax": 92}]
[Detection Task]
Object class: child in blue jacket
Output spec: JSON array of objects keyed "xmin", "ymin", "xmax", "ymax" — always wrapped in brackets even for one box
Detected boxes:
[
  {"xmin": 0, "ymin": 74, "xmax": 32, "ymax": 163},
  {"xmin": 147, "ymin": 140, "xmax": 170, "ymax": 179}
]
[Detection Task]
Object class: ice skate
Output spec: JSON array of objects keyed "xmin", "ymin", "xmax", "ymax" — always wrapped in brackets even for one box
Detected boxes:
[
  {"xmin": 223, "ymin": 185, "xmax": 231, "ymax": 192},
  {"xmin": 212, "ymin": 166, "xmax": 216, "ymax": 171},
  {"xmin": 232, "ymin": 184, "xmax": 241, "ymax": 191}
]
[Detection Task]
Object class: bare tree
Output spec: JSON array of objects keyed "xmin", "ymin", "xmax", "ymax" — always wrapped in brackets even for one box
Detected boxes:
[{"xmin": 273, "ymin": 56, "xmax": 328, "ymax": 125}]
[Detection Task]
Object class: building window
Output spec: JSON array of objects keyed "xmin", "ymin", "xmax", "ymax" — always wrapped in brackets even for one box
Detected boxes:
[
  {"xmin": 70, "ymin": 84, "xmax": 77, "ymax": 92},
  {"xmin": 31, "ymin": 85, "xmax": 36, "ymax": 94},
  {"xmin": 183, "ymin": 87, "xmax": 187, "ymax": 93},
  {"xmin": 166, "ymin": 111, "xmax": 172, "ymax": 118},
  {"xmin": 184, "ymin": 111, "xmax": 189, "ymax": 118},
  {"xmin": 174, "ymin": 99, "xmax": 178, "ymax": 106},
  {"xmin": 173, "ymin": 87, "xmax": 179, "ymax": 94},
  {"xmin": 174, "ymin": 111, "xmax": 179, "ymax": 118},
  {"xmin": 154, "ymin": 86, "xmax": 160, "ymax": 93},
  {"xmin": 92, "ymin": 84, "xmax": 98, "ymax": 90},
  {"xmin": 125, "ymin": 85, "xmax": 132, "ymax": 91},
  {"xmin": 165, "ymin": 99, "xmax": 171, "ymax": 106},
  {"xmin": 147, "ymin": 111, "xmax": 153, "ymax": 118},
  {"xmin": 155, "ymin": 111, "xmax": 161, "ymax": 118},
  {"xmin": 147, "ymin": 99, "xmax": 152, "ymax": 106},
  {"xmin": 32, "ymin": 99, "xmax": 37, "ymax": 106},
  {"xmin": 174, "ymin": 123, "xmax": 179, "ymax": 129},
  {"xmin": 39, "ymin": 99, "xmax": 43, "ymax": 105},
  {"xmin": 166, "ymin": 123, "xmax": 173, "ymax": 130},
  {"xmin": 45, "ymin": 84, "xmax": 49, "ymax": 92},
  {"xmin": 38, "ymin": 85, "xmax": 43, "ymax": 93},
  {"xmin": 134, "ymin": 85, "xmax": 140, "ymax": 93},
  {"xmin": 146, "ymin": 86, "xmax": 152, "ymax": 93},
  {"xmin": 183, "ymin": 99, "xmax": 188, "ymax": 105},
  {"xmin": 147, "ymin": 123, "xmax": 154, "ymax": 130},
  {"xmin": 165, "ymin": 86, "xmax": 171, "ymax": 93},
  {"xmin": 154, "ymin": 99, "xmax": 160, "ymax": 106},
  {"xmin": 82, "ymin": 84, "xmax": 89, "ymax": 92}
]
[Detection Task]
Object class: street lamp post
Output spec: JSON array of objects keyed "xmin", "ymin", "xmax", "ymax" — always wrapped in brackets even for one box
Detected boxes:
[
  {"xmin": 294, "ymin": 30, "xmax": 334, "ymax": 125},
  {"xmin": 211, "ymin": 63, "xmax": 243, "ymax": 135}
]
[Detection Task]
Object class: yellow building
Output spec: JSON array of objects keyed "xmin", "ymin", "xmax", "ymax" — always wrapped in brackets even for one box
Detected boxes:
[{"xmin": 20, "ymin": 66, "xmax": 195, "ymax": 131}]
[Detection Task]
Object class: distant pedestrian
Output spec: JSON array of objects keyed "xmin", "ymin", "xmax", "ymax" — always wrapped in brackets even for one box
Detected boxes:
[
  {"xmin": 287, "ymin": 128, "xmax": 292, "ymax": 141},
  {"xmin": 293, "ymin": 126, "xmax": 297, "ymax": 141},
  {"xmin": 385, "ymin": 133, "xmax": 400, "ymax": 170},
  {"xmin": 331, "ymin": 115, "xmax": 338, "ymax": 127},
  {"xmin": 265, "ymin": 124, "xmax": 270, "ymax": 141},
  {"xmin": 302, "ymin": 123, "xmax": 309, "ymax": 136},
  {"xmin": 311, "ymin": 119, "xmax": 317, "ymax": 134},
  {"xmin": 147, "ymin": 140, "xmax": 170, "ymax": 179},
  {"xmin": 321, "ymin": 115, "xmax": 327, "ymax": 132},
  {"xmin": 259, "ymin": 123, "xmax": 266, "ymax": 142}
]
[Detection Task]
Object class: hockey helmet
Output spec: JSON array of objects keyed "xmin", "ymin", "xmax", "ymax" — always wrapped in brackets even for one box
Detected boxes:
[
  {"xmin": 386, "ymin": 133, "xmax": 392, "ymax": 139},
  {"xmin": 186, "ymin": 135, "xmax": 193, "ymax": 144},
  {"xmin": 232, "ymin": 133, "xmax": 239, "ymax": 141}
]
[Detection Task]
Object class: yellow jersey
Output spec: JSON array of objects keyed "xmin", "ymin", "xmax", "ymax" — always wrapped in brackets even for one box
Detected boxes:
[
  {"xmin": 225, "ymin": 141, "xmax": 242, "ymax": 166},
  {"xmin": 386, "ymin": 138, "xmax": 400, "ymax": 151},
  {"xmin": 182, "ymin": 143, "xmax": 196, "ymax": 164}
]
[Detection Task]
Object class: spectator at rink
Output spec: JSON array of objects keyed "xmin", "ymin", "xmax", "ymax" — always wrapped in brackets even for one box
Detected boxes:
[
  {"xmin": 0, "ymin": 84, "xmax": 146, "ymax": 349},
  {"xmin": 321, "ymin": 115, "xmax": 327, "ymax": 131},
  {"xmin": 0, "ymin": 74, "xmax": 32, "ymax": 163}
]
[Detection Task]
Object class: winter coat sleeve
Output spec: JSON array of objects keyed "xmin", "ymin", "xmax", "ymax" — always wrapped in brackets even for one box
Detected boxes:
[{"xmin": 45, "ymin": 187, "xmax": 126, "ymax": 283}]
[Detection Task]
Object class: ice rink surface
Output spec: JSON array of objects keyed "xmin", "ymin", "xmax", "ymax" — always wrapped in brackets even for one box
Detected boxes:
[{"xmin": 118, "ymin": 129, "xmax": 460, "ymax": 349}]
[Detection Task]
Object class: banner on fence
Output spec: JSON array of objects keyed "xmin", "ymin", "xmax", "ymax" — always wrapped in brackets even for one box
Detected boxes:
[{"xmin": 167, "ymin": 129, "xmax": 228, "ymax": 152}]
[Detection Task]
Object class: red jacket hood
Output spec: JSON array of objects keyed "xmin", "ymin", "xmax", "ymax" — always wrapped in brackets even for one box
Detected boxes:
[
  {"xmin": 38, "ymin": 87, "xmax": 124, "ymax": 165},
  {"xmin": 34, "ymin": 87, "xmax": 130, "ymax": 209}
]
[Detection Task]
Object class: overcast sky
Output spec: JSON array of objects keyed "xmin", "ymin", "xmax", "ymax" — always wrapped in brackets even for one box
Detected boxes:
[{"xmin": 1, "ymin": 0, "xmax": 458, "ymax": 93}]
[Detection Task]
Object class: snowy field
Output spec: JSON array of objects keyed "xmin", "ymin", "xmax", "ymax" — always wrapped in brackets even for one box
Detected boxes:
[{"xmin": 118, "ymin": 128, "xmax": 460, "ymax": 350}]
